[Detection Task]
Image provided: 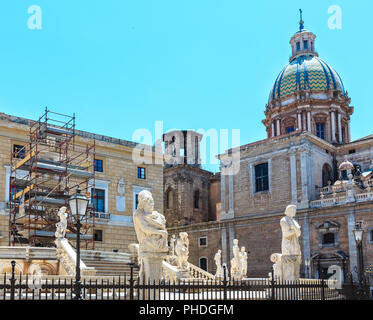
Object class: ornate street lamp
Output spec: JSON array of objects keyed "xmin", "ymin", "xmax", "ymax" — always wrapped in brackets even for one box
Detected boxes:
[
  {"xmin": 305, "ymin": 258, "xmax": 311, "ymax": 278},
  {"xmin": 68, "ymin": 187, "xmax": 89, "ymax": 300},
  {"xmin": 352, "ymin": 221, "xmax": 365, "ymax": 299}
]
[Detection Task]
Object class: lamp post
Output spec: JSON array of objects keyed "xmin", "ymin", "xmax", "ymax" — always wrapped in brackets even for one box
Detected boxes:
[
  {"xmin": 352, "ymin": 221, "xmax": 365, "ymax": 299},
  {"xmin": 68, "ymin": 187, "xmax": 89, "ymax": 300},
  {"xmin": 305, "ymin": 258, "xmax": 311, "ymax": 278}
]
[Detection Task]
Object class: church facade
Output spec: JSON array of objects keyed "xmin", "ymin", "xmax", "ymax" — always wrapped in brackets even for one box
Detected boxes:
[{"xmin": 167, "ymin": 20, "xmax": 373, "ymax": 284}]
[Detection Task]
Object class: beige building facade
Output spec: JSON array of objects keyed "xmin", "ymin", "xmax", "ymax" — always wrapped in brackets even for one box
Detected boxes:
[{"xmin": 0, "ymin": 111, "xmax": 163, "ymax": 253}]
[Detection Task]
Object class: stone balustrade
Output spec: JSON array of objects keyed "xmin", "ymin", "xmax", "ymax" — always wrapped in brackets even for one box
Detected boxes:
[
  {"xmin": 186, "ymin": 263, "xmax": 216, "ymax": 280},
  {"xmin": 0, "ymin": 246, "xmax": 56, "ymax": 260},
  {"xmin": 316, "ymin": 185, "xmax": 333, "ymax": 194},
  {"xmin": 355, "ymin": 192, "xmax": 373, "ymax": 202},
  {"xmin": 310, "ymin": 190, "xmax": 373, "ymax": 208}
]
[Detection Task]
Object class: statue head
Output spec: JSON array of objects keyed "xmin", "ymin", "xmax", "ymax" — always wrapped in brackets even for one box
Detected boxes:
[
  {"xmin": 137, "ymin": 190, "xmax": 154, "ymax": 212},
  {"xmin": 233, "ymin": 239, "xmax": 238, "ymax": 245},
  {"xmin": 270, "ymin": 253, "xmax": 281, "ymax": 263},
  {"xmin": 179, "ymin": 232, "xmax": 188, "ymax": 241},
  {"xmin": 218, "ymin": 249, "xmax": 221, "ymax": 254},
  {"xmin": 58, "ymin": 206, "xmax": 67, "ymax": 217},
  {"xmin": 241, "ymin": 246, "xmax": 245, "ymax": 252},
  {"xmin": 284, "ymin": 204, "xmax": 296, "ymax": 218}
]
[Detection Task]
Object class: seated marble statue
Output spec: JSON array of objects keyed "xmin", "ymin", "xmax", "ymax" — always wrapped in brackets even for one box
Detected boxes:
[{"xmin": 133, "ymin": 190, "xmax": 168, "ymax": 255}]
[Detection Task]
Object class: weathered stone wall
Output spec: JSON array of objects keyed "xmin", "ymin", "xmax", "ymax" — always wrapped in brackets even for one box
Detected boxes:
[
  {"xmin": 164, "ymin": 166, "xmax": 212, "ymax": 227},
  {"xmin": 170, "ymin": 200, "xmax": 373, "ymax": 279}
]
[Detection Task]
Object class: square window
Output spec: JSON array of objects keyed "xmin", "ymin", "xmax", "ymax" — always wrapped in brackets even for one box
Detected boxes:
[
  {"xmin": 255, "ymin": 163, "xmax": 269, "ymax": 192},
  {"xmin": 296, "ymin": 42, "xmax": 300, "ymax": 51},
  {"xmin": 137, "ymin": 167, "xmax": 146, "ymax": 179},
  {"xmin": 91, "ymin": 188, "xmax": 105, "ymax": 213},
  {"xmin": 199, "ymin": 237, "xmax": 207, "ymax": 247},
  {"xmin": 13, "ymin": 145, "xmax": 25, "ymax": 159},
  {"xmin": 322, "ymin": 233, "xmax": 335, "ymax": 245},
  {"xmin": 286, "ymin": 126, "xmax": 295, "ymax": 133},
  {"xmin": 303, "ymin": 40, "xmax": 308, "ymax": 49},
  {"xmin": 94, "ymin": 159, "xmax": 103, "ymax": 172},
  {"xmin": 94, "ymin": 230, "xmax": 103, "ymax": 242}
]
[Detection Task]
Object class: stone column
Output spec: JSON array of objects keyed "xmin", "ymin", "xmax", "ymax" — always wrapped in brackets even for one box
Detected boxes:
[
  {"xmin": 229, "ymin": 224, "xmax": 235, "ymax": 266},
  {"xmin": 331, "ymin": 110, "xmax": 336, "ymax": 142},
  {"xmin": 221, "ymin": 226, "xmax": 227, "ymax": 265},
  {"xmin": 271, "ymin": 122, "xmax": 275, "ymax": 137},
  {"xmin": 307, "ymin": 111, "xmax": 311, "ymax": 132},
  {"xmin": 302, "ymin": 214, "xmax": 311, "ymax": 278},
  {"xmin": 297, "ymin": 112, "xmax": 302, "ymax": 131},
  {"xmin": 302, "ymin": 112, "xmax": 306, "ymax": 132},
  {"xmin": 347, "ymin": 119, "xmax": 351, "ymax": 142},
  {"xmin": 289, "ymin": 149, "xmax": 297, "ymax": 204},
  {"xmin": 228, "ymin": 174, "xmax": 234, "ymax": 215},
  {"xmin": 299, "ymin": 148, "xmax": 310, "ymax": 209},
  {"xmin": 338, "ymin": 112, "xmax": 343, "ymax": 144},
  {"xmin": 276, "ymin": 119, "xmax": 281, "ymax": 136},
  {"xmin": 347, "ymin": 212, "xmax": 358, "ymax": 282},
  {"xmin": 221, "ymin": 173, "xmax": 226, "ymax": 216}
]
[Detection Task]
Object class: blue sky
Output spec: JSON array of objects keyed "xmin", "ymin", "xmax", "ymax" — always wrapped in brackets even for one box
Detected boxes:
[{"xmin": 0, "ymin": 0, "xmax": 371, "ymax": 172}]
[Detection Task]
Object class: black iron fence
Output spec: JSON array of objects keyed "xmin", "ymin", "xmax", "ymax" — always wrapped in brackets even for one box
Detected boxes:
[{"xmin": 0, "ymin": 261, "xmax": 370, "ymax": 300}]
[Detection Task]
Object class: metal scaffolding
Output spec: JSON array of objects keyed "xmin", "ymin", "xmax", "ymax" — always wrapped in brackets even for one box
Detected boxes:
[{"xmin": 9, "ymin": 108, "xmax": 96, "ymax": 249}]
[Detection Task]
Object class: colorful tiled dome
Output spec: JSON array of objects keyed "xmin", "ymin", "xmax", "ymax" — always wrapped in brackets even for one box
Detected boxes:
[{"xmin": 268, "ymin": 55, "xmax": 345, "ymax": 103}]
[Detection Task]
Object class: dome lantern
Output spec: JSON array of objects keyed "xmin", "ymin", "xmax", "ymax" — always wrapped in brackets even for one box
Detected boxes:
[{"xmin": 289, "ymin": 11, "xmax": 318, "ymax": 61}]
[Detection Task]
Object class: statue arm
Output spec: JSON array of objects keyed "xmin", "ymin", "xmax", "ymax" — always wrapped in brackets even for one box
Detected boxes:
[
  {"xmin": 280, "ymin": 220, "xmax": 297, "ymax": 239},
  {"xmin": 134, "ymin": 213, "xmax": 167, "ymax": 237}
]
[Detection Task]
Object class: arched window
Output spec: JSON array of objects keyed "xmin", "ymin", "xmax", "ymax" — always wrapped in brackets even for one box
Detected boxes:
[
  {"xmin": 166, "ymin": 189, "xmax": 174, "ymax": 209},
  {"xmin": 322, "ymin": 163, "xmax": 333, "ymax": 187},
  {"xmin": 323, "ymin": 233, "xmax": 335, "ymax": 245},
  {"xmin": 199, "ymin": 257, "xmax": 208, "ymax": 271},
  {"xmin": 194, "ymin": 190, "xmax": 199, "ymax": 209}
]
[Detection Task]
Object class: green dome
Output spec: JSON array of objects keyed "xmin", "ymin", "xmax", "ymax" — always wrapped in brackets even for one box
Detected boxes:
[{"xmin": 269, "ymin": 55, "xmax": 345, "ymax": 103}]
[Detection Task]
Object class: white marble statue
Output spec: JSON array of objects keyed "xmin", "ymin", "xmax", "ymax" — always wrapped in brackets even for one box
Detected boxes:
[
  {"xmin": 230, "ymin": 239, "xmax": 242, "ymax": 280},
  {"xmin": 133, "ymin": 190, "xmax": 168, "ymax": 291},
  {"xmin": 214, "ymin": 249, "xmax": 222, "ymax": 279},
  {"xmin": 165, "ymin": 234, "xmax": 178, "ymax": 266},
  {"xmin": 55, "ymin": 206, "xmax": 68, "ymax": 238},
  {"xmin": 270, "ymin": 253, "xmax": 283, "ymax": 280},
  {"xmin": 270, "ymin": 204, "xmax": 302, "ymax": 282},
  {"xmin": 174, "ymin": 232, "xmax": 189, "ymax": 269},
  {"xmin": 239, "ymin": 246, "xmax": 248, "ymax": 277},
  {"xmin": 170, "ymin": 234, "xmax": 176, "ymax": 257}
]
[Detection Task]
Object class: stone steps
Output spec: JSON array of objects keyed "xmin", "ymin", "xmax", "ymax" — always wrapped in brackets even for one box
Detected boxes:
[{"xmin": 83, "ymin": 259, "xmax": 138, "ymax": 277}]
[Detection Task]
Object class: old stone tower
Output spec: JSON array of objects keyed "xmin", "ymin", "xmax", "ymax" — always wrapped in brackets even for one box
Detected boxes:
[{"xmin": 163, "ymin": 130, "xmax": 220, "ymax": 227}]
